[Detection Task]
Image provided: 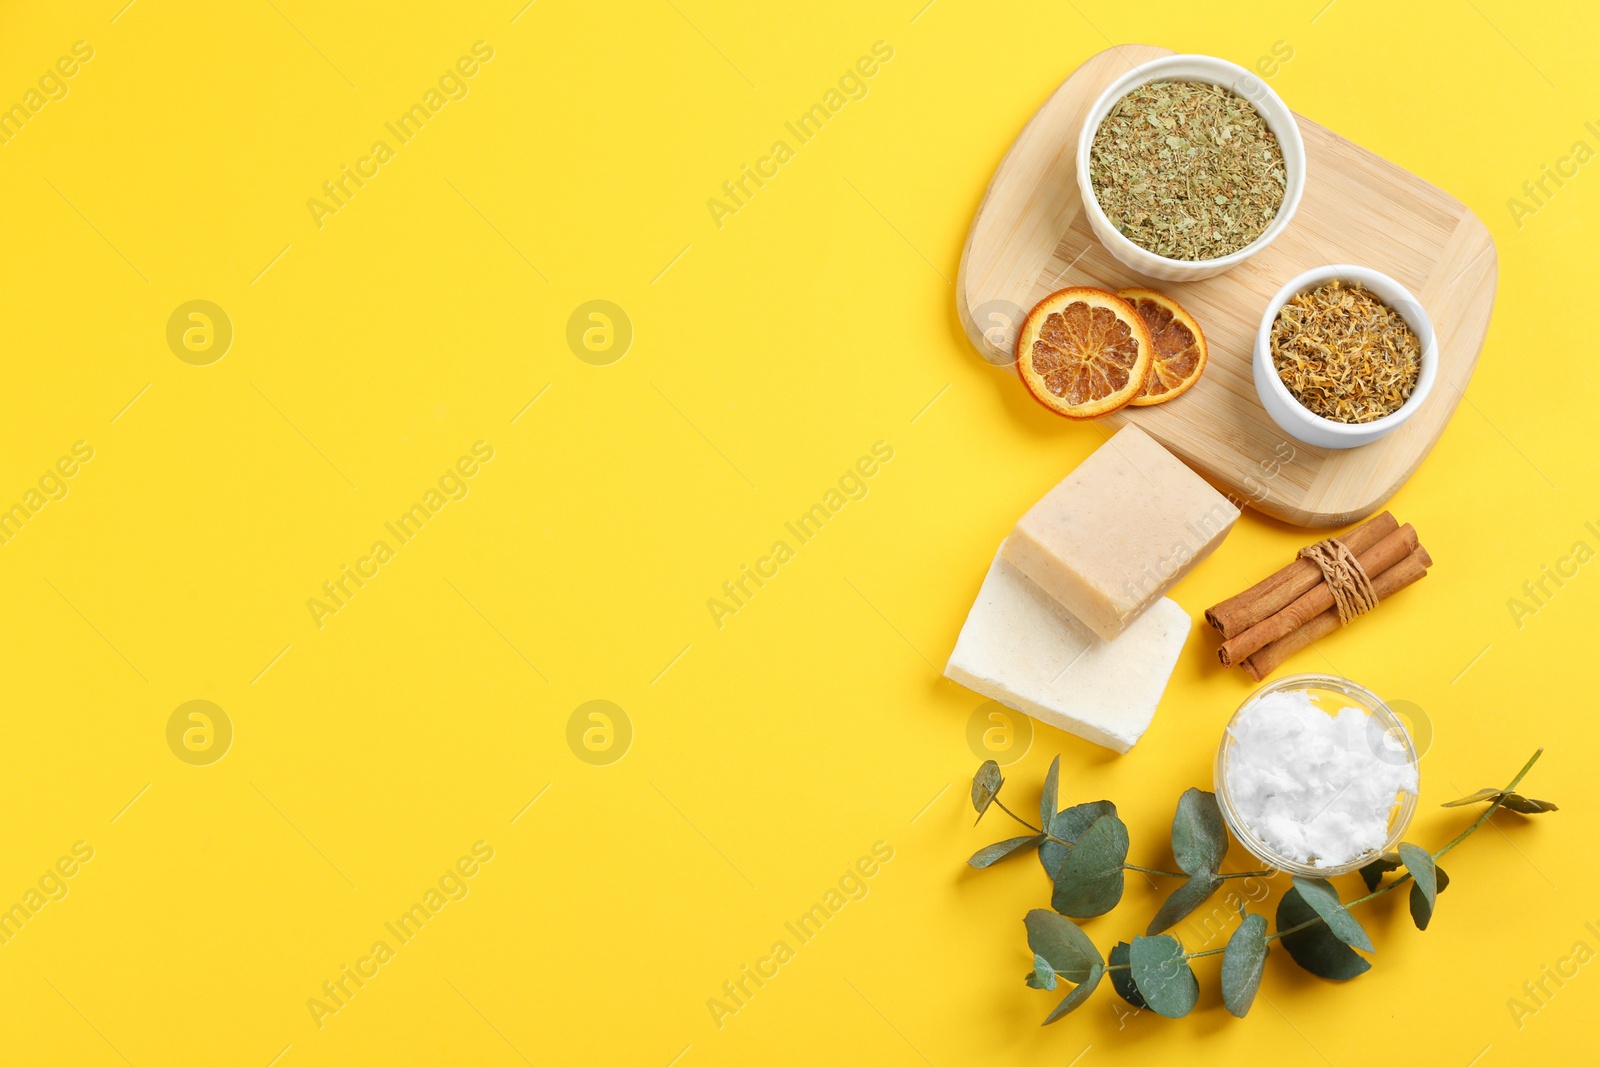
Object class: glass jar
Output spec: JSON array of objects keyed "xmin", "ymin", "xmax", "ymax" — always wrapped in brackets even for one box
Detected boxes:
[{"xmin": 1214, "ymin": 673, "xmax": 1419, "ymax": 877}]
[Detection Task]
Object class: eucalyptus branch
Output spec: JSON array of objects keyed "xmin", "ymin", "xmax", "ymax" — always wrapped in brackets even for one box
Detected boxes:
[
  {"xmin": 981, "ymin": 748, "xmax": 1558, "ymax": 1024},
  {"xmin": 1435, "ymin": 746, "xmax": 1544, "ymax": 859},
  {"xmin": 1122, "ymin": 863, "xmax": 1185, "ymax": 877},
  {"xmin": 990, "ymin": 796, "xmax": 1044, "ymax": 834},
  {"xmin": 1263, "ymin": 747, "xmax": 1546, "ymax": 945},
  {"xmin": 1124, "ymin": 863, "xmax": 1275, "ymax": 879}
]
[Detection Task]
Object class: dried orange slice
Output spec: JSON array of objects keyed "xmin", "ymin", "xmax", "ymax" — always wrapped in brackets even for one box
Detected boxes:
[
  {"xmin": 1117, "ymin": 288, "xmax": 1208, "ymax": 407},
  {"xmin": 1015, "ymin": 288, "xmax": 1152, "ymax": 419}
]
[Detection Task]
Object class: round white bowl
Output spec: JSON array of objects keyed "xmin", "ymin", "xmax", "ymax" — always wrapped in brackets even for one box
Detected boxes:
[
  {"xmin": 1075, "ymin": 54, "xmax": 1306, "ymax": 282},
  {"xmin": 1253, "ymin": 265, "xmax": 1438, "ymax": 450}
]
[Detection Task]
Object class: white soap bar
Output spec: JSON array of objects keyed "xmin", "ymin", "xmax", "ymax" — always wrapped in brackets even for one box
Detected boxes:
[
  {"xmin": 945, "ymin": 545, "xmax": 1191, "ymax": 754},
  {"xmin": 1001, "ymin": 424, "xmax": 1237, "ymax": 641}
]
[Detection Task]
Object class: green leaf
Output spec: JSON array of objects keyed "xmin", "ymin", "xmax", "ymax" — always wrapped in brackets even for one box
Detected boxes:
[
  {"xmin": 1400, "ymin": 843, "xmax": 1438, "ymax": 930},
  {"xmin": 1026, "ymin": 953, "xmax": 1057, "ymax": 991},
  {"xmin": 1277, "ymin": 886, "xmax": 1371, "ymax": 981},
  {"xmin": 1040, "ymin": 800, "xmax": 1117, "ymax": 879},
  {"xmin": 1041, "ymin": 756, "xmax": 1060, "ymax": 830},
  {"xmin": 1052, "ymin": 814, "xmax": 1128, "ymax": 918},
  {"xmin": 1170, "ymin": 788, "xmax": 1227, "ymax": 876},
  {"xmin": 1440, "ymin": 787, "xmax": 1502, "ymax": 807},
  {"xmin": 971, "ymin": 760, "xmax": 1003, "ymax": 822},
  {"xmin": 1441, "ymin": 788, "xmax": 1558, "ymax": 813},
  {"xmin": 1107, "ymin": 941, "xmax": 1145, "ymax": 1008},
  {"xmin": 1128, "ymin": 935, "xmax": 1198, "ymax": 1018},
  {"xmin": 1501, "ymin": 793, "xmax": 1559, "ymax": 814},
  {"xmin": 1042, "ymin": 964, "xmax": 1103, "ymax": 1025},
  {"xmin": 1290, "ymin": 876, "xmax": 1374, "ymax": 952},
  {"xmin": 1436, "ymin": 865, "xmax": 1450, "ymax": 893},
  {"xmin": 1358, "ymin": 852, "xmax": 1402, "ymax": 892},
  {"xmin": 1024, "ymin": 909, "xmax": 1102, "ymax": 984},
  {"xmin": 1052, "ymin": 801, "xmax": 1117, "ymax": 841},
  {"xmin": 968, "ymin": 834, "xmax": 1045, "ymax": 869},
  {"xmin": 1146, "ymin": 872, "xmax": 1224, "ymax": 935},
  {"xmin": 1221, "ymin": 913, "xmax": 1269, "ymax": 1017}
]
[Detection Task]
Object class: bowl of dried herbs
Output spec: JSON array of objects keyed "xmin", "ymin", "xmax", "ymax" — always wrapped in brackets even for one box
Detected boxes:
[
  {"xmin": 1076, "ymin": 54, "xmax": 1305, "ymax": 281},
  {"xmin": 1253, "ymin": 264, "xmax": 1438, "ymax": 449}
]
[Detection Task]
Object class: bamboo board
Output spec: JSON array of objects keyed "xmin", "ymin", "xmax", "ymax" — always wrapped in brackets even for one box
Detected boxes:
[{"xmin": 956, "ymin": 44, "xmax": 1497, "ymax": 528}]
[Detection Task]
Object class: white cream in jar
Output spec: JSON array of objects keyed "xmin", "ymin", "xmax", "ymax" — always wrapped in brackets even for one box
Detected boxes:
[{"xmin": 1222, "ymin": 686, "xmax": 1419, "ymax": 869}]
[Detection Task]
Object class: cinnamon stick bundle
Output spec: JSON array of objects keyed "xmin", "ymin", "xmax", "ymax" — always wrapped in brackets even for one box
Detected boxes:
[
  {"xmin": 1241, "ymin": 545, "xmax": 1432, "ymax": 680},
  {"xmin": 1217, "ymin": 524, "xmax": 1419, "ymax": 666},
  {"xmin": 1205, "ymin": 512, "xmax": 1434, "ymax": 681},
  {"xmin": 1205, "ymin": 512, "xmax": 1398, "ymax": 638}
]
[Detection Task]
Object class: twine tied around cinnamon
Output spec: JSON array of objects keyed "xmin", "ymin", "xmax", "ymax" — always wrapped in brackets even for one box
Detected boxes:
[{"xmin": 1296, "ymin": 537, "xmax": 1379, "ymax": 625}]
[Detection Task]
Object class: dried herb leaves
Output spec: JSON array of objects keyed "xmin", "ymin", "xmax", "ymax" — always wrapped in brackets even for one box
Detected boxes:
[
  {"xmin": 1089, "ymin": 80, "xmax": 1286, "ymax": 261},
  {"xmin": 1270, "ymin": 281, "xmax": 1422, "ymax": 423}
]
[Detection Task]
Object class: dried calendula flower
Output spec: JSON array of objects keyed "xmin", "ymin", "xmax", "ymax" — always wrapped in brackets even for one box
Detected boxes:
[
  {"xmin": 1269, "ymin": 281, "xmax": 1422, "ymax": 424},
  {"xmin": 1089, "ymin": 80, "xmax": 1287, "ymax": 261}
]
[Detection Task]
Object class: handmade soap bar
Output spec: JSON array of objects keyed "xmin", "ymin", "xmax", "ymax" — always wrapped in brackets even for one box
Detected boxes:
[
  {"xmin": 1002, "ymin": 425, "xmax": 1237, "ymax": 640},
  {"xmin": 945, "ymin": 545, "xmax": 1190, "ymax": 754}
]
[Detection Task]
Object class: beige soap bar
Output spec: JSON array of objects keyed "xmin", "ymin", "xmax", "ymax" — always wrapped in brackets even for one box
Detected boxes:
[{"xmin": 1002, "ymin": 425, "xmax": 1238, "ymax": 640}]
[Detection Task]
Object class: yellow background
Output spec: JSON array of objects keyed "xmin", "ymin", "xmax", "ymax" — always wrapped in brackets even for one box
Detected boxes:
[{"xmin": 2, "ymin": 0, "xmax": 1595, "ymax": 1063}]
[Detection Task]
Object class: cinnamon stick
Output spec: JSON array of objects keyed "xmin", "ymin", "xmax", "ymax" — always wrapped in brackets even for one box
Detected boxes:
[
  {"xmin": 1242, "ymin": 545, "xmax": 1433, "ymax": 681},
  {"xmin": 1218, "ymin": 524, "xmax": 1420, "ymax": 666},
  {"xmin": 1205, "ymin": 512, "xmax": 1398, "ymax": 638}
]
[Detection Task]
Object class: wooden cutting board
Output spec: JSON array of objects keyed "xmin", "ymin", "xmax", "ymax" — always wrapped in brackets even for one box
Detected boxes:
[{"xmin": 957, "ymin": 44, "xmax": 1497, "ymax": 528}]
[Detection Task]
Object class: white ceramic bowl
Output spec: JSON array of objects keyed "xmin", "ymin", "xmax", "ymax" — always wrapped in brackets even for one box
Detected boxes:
[
  {"xmin": 1075, "ymin": 54, "xmax": 1306, "ymax": 282},
  {"xmin": 1253, "ymin": 265, "xmax": 1438, "ymax": 450}
]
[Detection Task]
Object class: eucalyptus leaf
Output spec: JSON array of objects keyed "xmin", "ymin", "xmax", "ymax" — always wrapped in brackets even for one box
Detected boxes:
[
  {"xmin": 1041, "ymin": 756, "xmax": 1060, "ymax": 830},
  {"xmin": 1440, "ymin": 787, "xmax": 1501, "ymax": 807},
  {"xmin": 1024, "ymin": 909, "xmax": 1102, "ymax": 984},
  {"xmin": 1042, "ymin": 964, "xmax": 1103, "ymax": 1025},
  {"xmin": 968, "ymin": 835, "xmax": 1046, "ymax": 869},
  {"xmin": 1039, "ymin": 839, "xmax": 1066, "ymax": 881},
  {"xmin": 1146, "ymin": 872, "xmax": 1224, "ymax": 935},
  {"xmin": 1436, "ymin": 865, "xmax": 1450, "ymax": 893},
  {"xmin": 1358, "ymin": 852, "xmax": 1402, "ymax": 892},
  {"xmin": 1128, "ymin": 935, "xmax": 1199, "ymax": 1018},
  {"xmin": 1440, "ymin": 788, "xmax": 1558, "ymax": 813},
  {"xmin": 1051, "ymin": 800, "xmax": 1118, "ymax": 843},
  {"xmin": 972, "ymin": 760, "xmax": 1003, "ymax": 822},
  {"xmin": 1052, "ymin": 814, "xmax": 1128, "ymax": 919},
  {"xmin": 1220, "ymin": 913, "xmax": 1269, "ymax": 1017},
  {"xmin": 1277, "ymin": 886, "xmax": 1371, "ymax": 981},
  {"xmin": 1400, "ymin": 843, "xmax": 1438, "ymax": 930},
  {"xmin": 1107, "ymin": 941, "xmax": 1145, "ymax": 1008},
  {"xmin": 1027, "ymin": 953, "xmax": 1057, "ymax": 991},
  {"xmin": 1407, "ymin": 882, "xmax": 1435, "ymax": 930},
  {"xmin": 1040, "ymin": 800, "xmax": 1118, "ymax": 879},
  {"xmin": 1171, "ymin": 788, "xmax": 1227, "ymax": 876},
  {"xmin": 1290, "ymin": 877, "xmax": 1374, "ymax": 952},
  {"xmin": 1501, "ymin": 793, "xmax": 1559, "ymax": 815}
]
